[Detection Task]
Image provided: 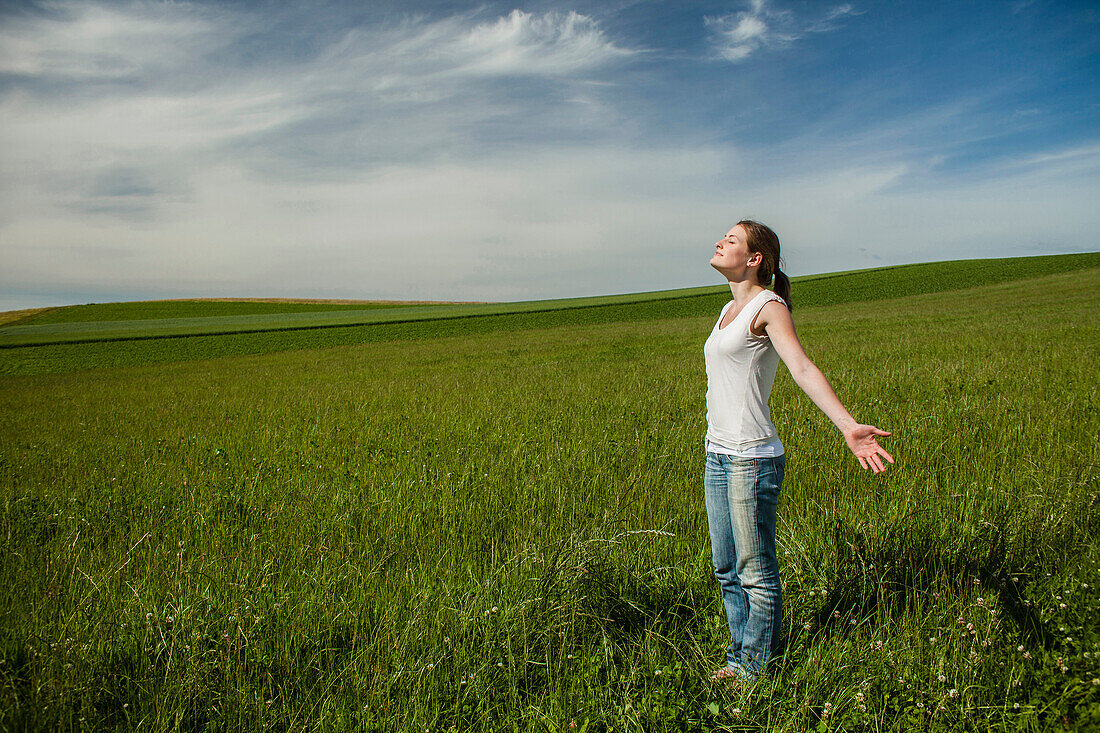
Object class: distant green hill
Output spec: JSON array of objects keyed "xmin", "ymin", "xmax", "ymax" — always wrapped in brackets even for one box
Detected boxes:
[
  {"xmin": 0, "ymin": 252, "xmax": 1095, "ymax": 375},
  {"xmin": 2, "ymin": 253, "xmax": 1097, "ymax": 349},
  {"xmin": 11, "ymin": 299, "xmax": 432, "ymax": 326}
]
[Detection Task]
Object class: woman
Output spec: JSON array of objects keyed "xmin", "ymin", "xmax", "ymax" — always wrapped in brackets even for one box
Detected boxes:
[{"xmin": 704, "ymin": 220, "xmax": 894, "ymax": 683}]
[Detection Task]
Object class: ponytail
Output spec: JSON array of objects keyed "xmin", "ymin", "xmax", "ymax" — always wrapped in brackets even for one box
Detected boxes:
[
  {"xmin": 736, "ymin": 218, "xmax": 794, "ymax": 312},
  {"xmin": 773, "ymin": 268, "xmax": 792, "ymax": 311}
]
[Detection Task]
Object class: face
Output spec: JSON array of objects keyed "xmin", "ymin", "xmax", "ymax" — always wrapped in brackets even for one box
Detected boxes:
[{"xmin": 710, "ymin": 224, "xmax": 761, "ymax": 277}]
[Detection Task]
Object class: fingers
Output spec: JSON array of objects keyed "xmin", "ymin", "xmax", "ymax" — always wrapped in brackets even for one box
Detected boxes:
[
  {"xmin": 856, "ymin": 448, "xmax": 893, "ymax": 472},
  {"xmin": 873, "ymin": 428, "xmax": 892, "ymax": 437}
]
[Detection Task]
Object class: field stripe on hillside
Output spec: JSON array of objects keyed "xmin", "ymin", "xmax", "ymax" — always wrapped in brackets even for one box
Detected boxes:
[{"xmin": 1, "ymin": 253, "xmax": 1097, "ymax": 348}]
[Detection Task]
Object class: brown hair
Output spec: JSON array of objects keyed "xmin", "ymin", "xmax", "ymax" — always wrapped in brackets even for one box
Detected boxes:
[{"xmin": 737, "ymin": 219, "xmax": 792, "ymax": 311}]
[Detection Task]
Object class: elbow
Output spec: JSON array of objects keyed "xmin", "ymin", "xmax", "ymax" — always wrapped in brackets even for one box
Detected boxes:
[{"xmin": 790, "ymin": 360, "xmax": 815, "ymax": 383}]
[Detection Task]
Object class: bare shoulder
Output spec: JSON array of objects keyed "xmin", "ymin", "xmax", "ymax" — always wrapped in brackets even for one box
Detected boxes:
[{"xmin": 751, "ymin": 298, "xmax": 793, "ymax": 337}]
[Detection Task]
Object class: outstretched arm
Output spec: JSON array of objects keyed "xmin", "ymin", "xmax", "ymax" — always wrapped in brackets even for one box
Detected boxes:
[{"xmin": 757, "ymin": 301, "xmax": 895, "ymax": 473}]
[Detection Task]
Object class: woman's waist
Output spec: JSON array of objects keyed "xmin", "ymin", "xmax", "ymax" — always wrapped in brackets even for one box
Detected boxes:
[
  {"xmin": 706, "ymin": 435, "xmax": 784, "ymax": 458},
  {"xmin": 704, "ymin": 422, "xmax": 781, "ymax": 448}
]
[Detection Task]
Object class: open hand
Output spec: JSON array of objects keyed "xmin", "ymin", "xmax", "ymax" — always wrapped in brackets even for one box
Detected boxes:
[{"xmin": 844, "ymin": 424, "xmax": 894, "ymax": 473}]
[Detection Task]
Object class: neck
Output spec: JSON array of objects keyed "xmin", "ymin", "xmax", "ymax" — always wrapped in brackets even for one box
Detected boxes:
[{"xmin": 727, "ymin": 278, "xmax": 765, "ymax": 302}]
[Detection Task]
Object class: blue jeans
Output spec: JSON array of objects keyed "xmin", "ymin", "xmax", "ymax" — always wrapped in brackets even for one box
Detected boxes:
[{"xmin": 704, "ymin": 451, "xmax": 785, "ymax": 679}]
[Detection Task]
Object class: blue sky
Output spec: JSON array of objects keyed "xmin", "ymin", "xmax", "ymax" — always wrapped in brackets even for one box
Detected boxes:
[{"xmin": 1, "ymin": 0, "xmax": 1098, "ymax": 309}]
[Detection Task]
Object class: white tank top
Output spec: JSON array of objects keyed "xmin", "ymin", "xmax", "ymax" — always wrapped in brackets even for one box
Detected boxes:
[{"xmin": 704, "ymin": 290, "xmax": 787, "ymax": 454}]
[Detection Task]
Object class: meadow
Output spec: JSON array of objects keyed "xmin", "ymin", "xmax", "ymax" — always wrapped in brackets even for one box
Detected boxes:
[{"xmin": 1, "ymin": 256, "xmax": 1098, "ymax": 731}]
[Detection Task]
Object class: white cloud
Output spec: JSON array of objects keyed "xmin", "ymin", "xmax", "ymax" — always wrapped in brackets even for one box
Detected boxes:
[
  {"xmin": 4, "ymin": 137, "xmax": 1098, "ymax": 307},
  {"xmin": 706, "ymin": 0, "xmax": 856, "ymax": 62},
  {"xmin": 454, "ymin": 9, "xmax": 635, "ymax": 76},
  {"xmin": 0, "ymin": 145, "xmax": 735, "ymax": 302},
  {"xmin": 303, "ymin": 7, "xmax": 634, "ymax": 105},
  {"xmin": 1011, "ymin": 143, "xmax": 1100, "ymax": 169},
  {"xmin": 0, "ymin": 3, "xmax": 638, "ymax": 224},
  {"xmin": 0, "ymin": 3, "xmax": 652, "ymax": 305},
  {"xmin": 0, "ymin": 2, "xmax": 232, "ymax": 80}
]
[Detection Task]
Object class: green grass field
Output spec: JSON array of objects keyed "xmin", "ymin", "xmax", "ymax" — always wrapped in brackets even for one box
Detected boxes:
[{"xmin": 1, "ymin": 255, "xmax": 1098, "ymax": 731}]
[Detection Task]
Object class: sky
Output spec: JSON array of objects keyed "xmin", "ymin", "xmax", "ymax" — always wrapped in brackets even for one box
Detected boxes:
[{"xmin": 1, "ymin": 0, "xmax": 1098, "ymax": 309}]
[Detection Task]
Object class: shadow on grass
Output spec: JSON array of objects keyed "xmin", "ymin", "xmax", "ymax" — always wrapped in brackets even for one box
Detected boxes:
[{"xmin": 804, "ymin": 502, "xmax": 1099, "ymax": 651}]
